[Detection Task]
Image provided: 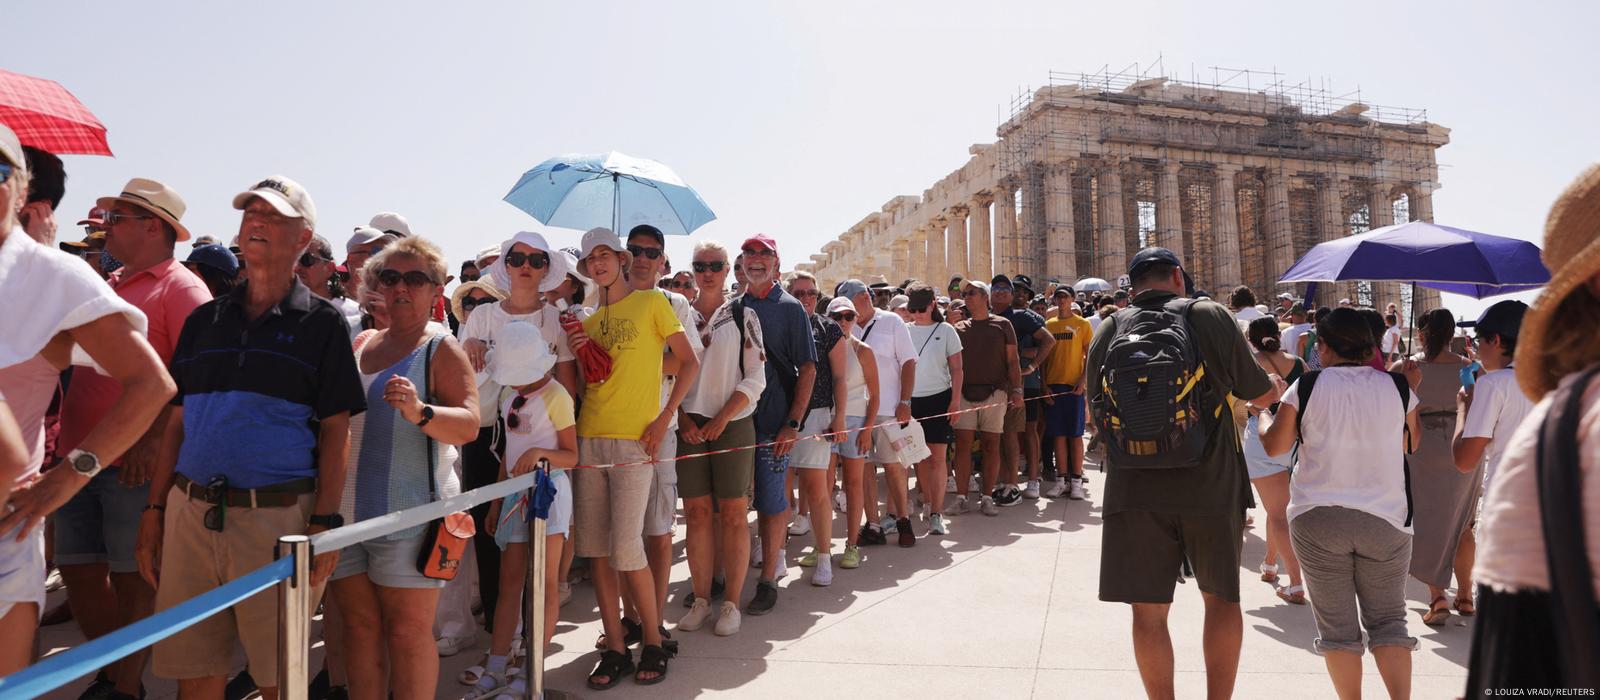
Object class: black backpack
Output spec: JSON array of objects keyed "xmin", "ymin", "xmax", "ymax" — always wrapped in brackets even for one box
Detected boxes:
[
  {"xmin": 1294, "ymin": 368, "xmax": 1414, "ymax": 527},
  {"xmin": 1091, "ymin": 297, "xmax": 1219, "ymax": 469}
]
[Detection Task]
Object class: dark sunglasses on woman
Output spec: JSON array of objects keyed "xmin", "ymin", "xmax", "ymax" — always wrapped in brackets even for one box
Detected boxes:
[
  {"xmin": 461, "ymin": 295, "xmax": 496, "ymax": 311},
  {"xmin": 298, "ymin": 252, "xmax": 332, "ymax": 268},
  {"xmin": 505, "ymin": 250, "xmax": 549, "ymax": 269},
  {"xmin": 377, "ymin": 269, "xmax": 436, "ymax": 288},
  {"xmin": 830, "ymin": 311, "xmax": 856, "ymax": 323},
  {"xmin": 692, "ymin": 261, "xmax": 726, "ymax": 273}
]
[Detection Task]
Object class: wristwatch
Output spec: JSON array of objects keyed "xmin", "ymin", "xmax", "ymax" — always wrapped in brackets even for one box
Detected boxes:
[
  {"xmin": 899, "ymin": 399, "xmax": 912, "ymax": 407},
  {"xmin": 786, "ymin": 419, "xmax": 801, "ymax": 430},
  {"xmin": 308, "ymin": 513, "xmax": 344, "ymax": 529},
  {"xmin": 66, "ymin": 449, "xmax": 103, "ymax": 479},
  {"xmin": 415, "ymin": 404, "xmax": 435, "ymax": 427}
]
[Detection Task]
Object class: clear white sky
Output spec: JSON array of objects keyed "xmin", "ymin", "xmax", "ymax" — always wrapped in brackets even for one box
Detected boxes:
[{"xmin": 11, "ymin": 0, "xmax": 1597, "ymax": 318}]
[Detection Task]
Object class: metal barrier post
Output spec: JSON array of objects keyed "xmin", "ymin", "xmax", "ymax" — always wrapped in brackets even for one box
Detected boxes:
[{"xmin": 277, "ymin": 535, "xmax": 312, "ymax": 700}]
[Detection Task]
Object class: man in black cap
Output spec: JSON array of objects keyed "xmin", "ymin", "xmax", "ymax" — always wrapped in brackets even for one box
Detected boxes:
[
  {"xmin": 1085, "ymin": 246, "xmax": 1280, "ymax": 700},
  {"xmin": 1452, "ymin": 300, "xmax": 1533, "ymax": 484}
]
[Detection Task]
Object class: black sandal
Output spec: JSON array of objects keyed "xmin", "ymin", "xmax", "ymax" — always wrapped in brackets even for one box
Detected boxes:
[
  {"xmin": 658, "ymin": 625, "xmax": 679, "ymax": 657},
  {"xmin": 586, "ymin": 649, "xmax": 635, "ymax": 691},
  {"xmin": 594, "ymin": 617, "xmax": 644, "ymax": 649},
  {"xmin": 635, "ymin": 644, "xmax": 669, "ymax": 686}
]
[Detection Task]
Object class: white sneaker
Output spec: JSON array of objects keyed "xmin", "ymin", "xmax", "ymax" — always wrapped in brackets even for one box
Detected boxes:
[
  {"xmin": 1023, "ymin": 480, "xmax": 1041, "ymax": 499},
  {"xmin": 713, "ymin": 601, "xmax": 742, "ymax": 636},
  {"xmin": 1044, "ymin": 479, "xmax": 1069, "ymax": 498},
  {"xmin": 559, "ymin": 581, "xmax": 573, "ymax": 607},
  {"xmin": 880, "ymin": 515, "xmax": 898, "ymax": 534},
  {"xmin": 946, "ymin": 476, "xmax": 957, "ymax": 493},
  {"xmin": 980, "ymin": 496, "xmax": 1000, "ymax": 516},
  {"xmin": 1069, "ymin": 479, "xmax": 1087, "ymax": 501},
  {"xmin": 788, "ymin": 514, "xmax": 812, "ymax": 536},
  {"xmin": 679, "ymin": 598, "xmax": 712, "ymax": 632},
  {"xmin": 834, "ymin": 490, "xmax": 846, "ymax": 513},
  {"xmin": 942, "ymin": 497, "xmax": 966, "ymax": 517},
  {"xmin": 968, "ymin": 474, "xmax": 981, "ymax": 494},
  {"xmin": 929, "ymin": 513, "xmax": 949, "ymax": 535},
  {"xmin": 811, "ymin": 556, "xmax": 834, "ymax": 587},
  {"xmin": 775, "ymin": 557, "xmax": 788, "ymax": 580},
  {"xmin": 436, "ymin": 630, "xmax": 476, "ymax": 657}
]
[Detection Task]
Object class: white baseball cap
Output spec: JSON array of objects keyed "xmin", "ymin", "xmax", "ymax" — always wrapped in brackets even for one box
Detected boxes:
[
  {"xmin": 346, "ymin": 226, "xmax": 391, "ymax": 252},
  {"xmin": 369, "ymin": 212, "xmax": 411, "ymax": 237},
  {"xmin": 232, "ymin": 175, "xmax": 318, "ymax": 230}
]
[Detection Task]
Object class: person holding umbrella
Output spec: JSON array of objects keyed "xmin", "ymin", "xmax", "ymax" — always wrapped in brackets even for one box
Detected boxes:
[{"xmin": 570, "ymin": 227, "xmax": 699, "ymax": 688}]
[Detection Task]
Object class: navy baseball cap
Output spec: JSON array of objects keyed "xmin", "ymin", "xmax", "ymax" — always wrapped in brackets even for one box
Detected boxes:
[
  {"xmin": 1127, "ymin": 246, "xmax": 1184, "ymax": 277},
  {"xmin": 187, "ymin": 243, "xmax": 239, "ymax": 278},
  {"xmin": 1458, "ymin": 299, "xmax": 1529, "ymax": 340}
]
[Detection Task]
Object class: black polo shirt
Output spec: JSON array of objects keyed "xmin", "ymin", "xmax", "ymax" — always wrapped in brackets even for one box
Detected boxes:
[{"xmin": 168, "ymin": 278, "xmax": 365, "ymax": 488}]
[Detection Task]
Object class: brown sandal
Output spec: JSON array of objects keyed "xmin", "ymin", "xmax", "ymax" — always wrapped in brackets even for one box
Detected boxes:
[
  {"xmin": 1454, "ymin": 595, "xmax": 1476, "ymax": 616},
  {"xmin": 1423, "ymin": 595, "xmax": 1451, "ymax": 626}
]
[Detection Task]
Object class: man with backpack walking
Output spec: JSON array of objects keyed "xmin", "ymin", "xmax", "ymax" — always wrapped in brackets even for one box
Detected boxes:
[{"xmin": 1087, "ymin": 247, "xmax": 1282, "ymax": 700}]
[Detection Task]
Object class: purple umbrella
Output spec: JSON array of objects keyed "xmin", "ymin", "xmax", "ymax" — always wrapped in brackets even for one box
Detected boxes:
[{"xmin": 1278, "ymin": 221, "xmax": 1549, "ymax": 299}]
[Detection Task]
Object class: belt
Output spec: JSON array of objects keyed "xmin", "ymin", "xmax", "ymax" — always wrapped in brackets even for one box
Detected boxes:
[{"xmin": 173, "ymin": 475, "xmax": 317, "ymax": 508}]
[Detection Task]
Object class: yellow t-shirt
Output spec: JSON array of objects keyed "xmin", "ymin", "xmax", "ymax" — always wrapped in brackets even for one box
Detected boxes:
[
  {"xmin": 577, "ymin": 290, "xmax": 685, "ymax": 440},
  {"xmin": 1043, "ymin": 314, "xmax": 1094, "ymax": 387}
]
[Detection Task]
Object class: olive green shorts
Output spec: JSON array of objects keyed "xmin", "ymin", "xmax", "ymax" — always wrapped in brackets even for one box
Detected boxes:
[{"xmin": 676, "ymin": 415, "xmax": 756, "ymax": 501}]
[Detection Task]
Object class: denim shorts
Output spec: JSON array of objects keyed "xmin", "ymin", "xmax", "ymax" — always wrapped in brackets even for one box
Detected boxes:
[
  {"xmin": 751, "ymin": 441, "xmax": 790, "ymax": 516},
  {"xmin": 332, "ymin": 530, "xmax": 447, "ymax": 589},
  {"xmin": 831, "ymin": 415, "xmax": 869, "ymax": 459},
  {"xmin": 52, "ymin": 468, "xmax": 150, "ymax": 573},
  {"xmin": 494, "ymin": 470, "xmax": 573, "ymax": 549},
  {"xmin": 789, "ymin": 410, "xmax": 835, "ymax": 469},
  {"xmin": 1043, "ymin": 388, "xmax": 1086, "ymax": 439}
]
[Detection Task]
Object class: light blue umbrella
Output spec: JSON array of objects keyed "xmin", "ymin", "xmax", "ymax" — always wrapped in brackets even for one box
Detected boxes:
[{"xmin": 502, "ymin": 151, "xmax": 716, "ymax": 236}]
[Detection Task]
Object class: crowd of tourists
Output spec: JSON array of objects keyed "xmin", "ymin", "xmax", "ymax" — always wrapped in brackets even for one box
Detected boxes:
[{"xmin": 0, "ymin": 121, "xmax": 1596, "ymax": 699}]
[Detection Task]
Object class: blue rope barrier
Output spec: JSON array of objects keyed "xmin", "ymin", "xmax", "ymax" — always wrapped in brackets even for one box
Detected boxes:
[{"xmin": 0, "ymin": 557, "xmax": 294, "ymax": 699}]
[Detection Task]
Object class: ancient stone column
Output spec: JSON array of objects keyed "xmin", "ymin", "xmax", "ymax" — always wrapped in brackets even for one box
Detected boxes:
[
  {"xmin": 970, "ymin": 195, "xmax": 993, "ymax": 281},
  {"xmin": 946, "ymin": 205, "xmax": 969, "ymax": 284},
  {"xmin": 1264, "ymin": 168, "xmax": 1296, "ymax": 287},
  {"xmin": 1212, "ymin": 165, "xmax": 1244, "ymax": 290},
  {"xmin": 1045, "ymin": 161, "xmax": 1077, "ymax": 283},
  {"xmin": 907, "ymin": 228, "xmax": 926, "ymax": 287},
  {"xmin": 890, "ymin": 240, "xmax": 909, "ymax": 279},
  {"xmin": 1156, "ymin": 161, "xmax": 1183, "ymax": 252},
  {"xmin": 926, "ymin": 216, "xmax": 947, "ymax": 285},
  {"xmin": 1317, "ymin": 176, "xmax": 1346, "ymax": 307},
  {"xmin": 1368, "ymin": 185, "xmax": 1396, "ymax": 309},
  {"xmin": 1408, "ymin": 184, "xmax": 1441, "ymax": 309},
  {"xmin": 993, "ymin": 182, "xmax": 1017, "ymax": 275},
  {"xmin": 1097, "ymin": 162, "xmax": 1127, "ymax": 281}
]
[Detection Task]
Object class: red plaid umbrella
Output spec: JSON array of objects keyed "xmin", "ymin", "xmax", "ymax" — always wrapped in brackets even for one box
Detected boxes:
[{"xmin": 0, "ymin": 69, "xmax": 112, "ymax": 156}]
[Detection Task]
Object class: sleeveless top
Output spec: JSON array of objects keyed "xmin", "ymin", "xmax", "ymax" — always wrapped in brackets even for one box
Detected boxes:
[
  {"xmin": 339, "ymin": 331, "xmax": 458, "ymax": 540},
  {"xmin": 841, "ymin": 338, "xmax": 869, "ymax": 417}
]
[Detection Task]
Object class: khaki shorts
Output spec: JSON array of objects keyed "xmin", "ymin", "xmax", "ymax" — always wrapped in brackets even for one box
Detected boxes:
[
  {"xmin": 953, "ymin": 389, "xmax": 1007, "ymax": 434},
  {"xmin": 153, "ymin": 486, "xmax": 318, "ymax": 682},
  {"xmin": 573, "ymin": 438, "xmax": 655, "ymax": 571},
  {"xmin": 644, "ymin": 433, "xmax": 679, "ymax": 537}
]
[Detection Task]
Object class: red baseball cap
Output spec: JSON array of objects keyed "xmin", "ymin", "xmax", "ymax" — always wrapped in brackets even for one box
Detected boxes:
[
  {"xmin": 76, "ymin": 206, "xmax": 108, "ymax": 228},
  {"xmin": 741, "ymin": 234, "xmax": 778, "ymax": 254}
]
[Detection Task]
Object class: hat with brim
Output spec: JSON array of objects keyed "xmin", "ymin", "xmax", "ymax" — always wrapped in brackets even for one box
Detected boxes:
[
  {"xmin": 97, "ymin": 178, "xmax": 191, "ymax": 242},
  {"xmin": 576, "ymin": 227, "xmax": 631, "ymax": 280},
  {"xmin": 450, "ymin": 280, "xmax": 507, "ymax": 322},
  {"xmin": 231, "ymin": 175, "xmax": 317, "ymax": 231},
  {"xmin": 59, "ymin": 230, "xmax": 106, "ymax": 251},
  {"xmin": 488, "ymin": 321, "xmax": 556, "ymax": 387},
  {"xmin": 1517, "ymin": 163, "xmax": 1600, "ymax": 399}
]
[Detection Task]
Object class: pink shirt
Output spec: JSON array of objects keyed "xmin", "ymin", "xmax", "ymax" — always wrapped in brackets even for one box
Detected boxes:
[
  {"xmin": 0, "ymin": 356, "xmax": 59, "ymax": 486},
  {"xmin": 56, "ymin": 258, "xmax": 211, "ymax": 462}
]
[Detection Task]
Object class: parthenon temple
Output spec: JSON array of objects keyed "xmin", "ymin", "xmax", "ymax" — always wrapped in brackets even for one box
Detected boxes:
[{"xmin": 800, "ymin": 68, "xmax": 1450, "ymax": 311}]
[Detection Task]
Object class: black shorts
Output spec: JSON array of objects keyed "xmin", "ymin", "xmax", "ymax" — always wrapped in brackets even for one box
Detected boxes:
[
  {"xmin": 1099, "ymin": 510, "xmax": 1243, "ymax": 604},
  {"xmin": 911, "ymin": 389, "xmax": 954, "ymax": 445},
  {"xmin": 1024, "ymin": 387, "xmax": 1042, "ymax": 422}
]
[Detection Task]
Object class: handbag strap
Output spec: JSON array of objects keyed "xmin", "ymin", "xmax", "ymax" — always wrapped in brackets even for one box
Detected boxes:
[
  {"xmin": 1536, "ymin": 364, "xmax": 1600, "ymax": 688},
  {"xmin": 421, "ymin": 334, "xmax": 444, "ymax": 500}
]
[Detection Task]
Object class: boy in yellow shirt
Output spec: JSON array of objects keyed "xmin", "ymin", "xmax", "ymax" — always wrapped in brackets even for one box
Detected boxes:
[{"xmin": 1041, "ymin": 288, "xmax": 1093, "ymax": 499}]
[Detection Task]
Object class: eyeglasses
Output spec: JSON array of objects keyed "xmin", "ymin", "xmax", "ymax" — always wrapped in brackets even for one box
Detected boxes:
[
  {"xmin": 627, "ymin": 244, "xmax": 664, "ymax": 260},
  {"xmin": 461, "ymin": 295, "xmax": 495, "ymax": 311},
  {"xmin": 203, "ymin": 476, "xmax": 228, "ymax": 532},
  {"xmin": 740, "ymin": 247, "xmax": 775, "ymax": 258},
  {"xmin": 105, "ymin": 210, "xmax": 155, "ymax": 227},
  {"xmin": 791, "ymin": 289, "xmax": 819, "ymax": 299},
  {"xmin": 691, "ymin": 260, "xmax": 726, "ymax": 273},
  {"xmin": 505, "ymin": 250, "xmax": 549, "ymax": 269},
  {"xmin": 830, "ymin": 312, "xmax": 857, "ymax": 322},
  {"xmin": 377, "ymin": 269, "xmax": 437, "ymax": 288},
  {"xmin": 297, "ymin": 252, "xmax": 332, "ymax": 268}
]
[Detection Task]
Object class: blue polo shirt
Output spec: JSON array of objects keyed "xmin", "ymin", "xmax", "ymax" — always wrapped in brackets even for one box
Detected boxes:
[
  {"xmin": 168, "ymin": 279, "xmax": 366, "ymax": 488},
  {"xmin": 742, "ymin": 283, "xmax": 817, "ymax": 437},
  {"xmin": 1001, "ymin": 307, "xmax": 1047, "ymax": 390}
]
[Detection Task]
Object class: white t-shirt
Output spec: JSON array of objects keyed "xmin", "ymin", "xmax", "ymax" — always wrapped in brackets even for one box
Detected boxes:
[
  {"xmin": 1280, "ymin": 323, "xmax": 1312, "ymax": 358},
  {"xmin": 459, "ymin": 301, "xmax": 575, "ymax": 426},
  {"xmin": 1086, "ymin": 314, "xmax": 1103, "ymax": 332},
  {"xmin": 1282, "ymin": 366, "xmax": 1420, "ymax": 533},
  {"xmin": 659, "ymin": 290, "xmax": 702, "ymax": 431},
  {"xmin": 682, "ymin": 299, "xmax": 766, "ymax": 420},
  {"xmin": 906, "ymin": 322, "xmax": 963, "ymax": 397},
  {"xmin": 1461, "ymin": 366, "xmax": 1536, "ymax": 485},
  {"xmin": 1381, "ymin": 325, "xmax": 1403, "ymax": 355},
  {"xmin": 1234, "ymin": 306, "xmax": 1267, "ymax": 324},
  {"xmin": 853, "ymin": 308, "xmax": 916, "ymax": 417}
]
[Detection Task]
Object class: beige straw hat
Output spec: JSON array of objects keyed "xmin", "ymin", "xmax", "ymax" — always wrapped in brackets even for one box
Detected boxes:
[
  {"xmin": 1516, "ymin": 163, "xmax": 1600, "ymax": 399},
  {"xmin": 449, "ymin": 280, "xmax": 506, "ymax": 323}
]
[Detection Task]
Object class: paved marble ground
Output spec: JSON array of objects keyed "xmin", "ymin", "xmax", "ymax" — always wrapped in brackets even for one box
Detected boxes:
[{"xmin": 37, "ymin": 458, "xmax": 1473, "ymax": 699}]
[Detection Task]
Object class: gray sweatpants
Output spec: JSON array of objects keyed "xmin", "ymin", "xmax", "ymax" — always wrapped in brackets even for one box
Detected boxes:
[{"xmin": 1289, "ymin": 506, "xmax": 1419, "ymax": 655}]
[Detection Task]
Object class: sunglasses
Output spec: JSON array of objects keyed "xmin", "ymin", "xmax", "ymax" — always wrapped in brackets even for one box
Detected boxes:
[
  {"xmin": 105, "ymin": 210, "xmax": 155, "ymax": 227},
  {"xmin": 459, "ymin": 272, "xmax": 480, "ymax": 282},
  {"xmin": 961, "ymin": 289, "xmax": 984, "ymax": 297},
  {"xmin": 908, "ymin": 305, "xmax": 930, "ymax": 313},
  {"xmin": 505, "ymin": 250, "xmax": 549, "ymax": 269},
  {"xmin": 507, "ymin": 393, "xmax": 531, "ymax": 431},
  {"xmin": 830, "ymin": 312, "xmax": 857, "ymax": 322},
  {"xmin": 691, "ymin": 260, "xmax": 726, "ymax": 273},
  {"xmin": 377, "ymin": 268, "xmax": 437, "ymax": 288},
  {"xmin": 741, "ymin": 247, "xmax": 776, "ymax": 258},
  {"xmin": 0, "ymin": 163, "xmax": 12, "ymax": 181},
  {"xmin": 203, "ymin": 476, "xmax": 228, "ymax": 532},
  {"xmin": 627, "ymin": 244, "xmax": 664, "ymax": 260},
  {"xmin": 461, "ymin": 295, "xmax": 496, "ymax": 311},
  {"xmin": 992, "ymin": 286, "xmax": 1013, "ymax": 294},
  {"xmin": 791, "ymin": 289, "xmax": 819, "ymax": 299},
  {"xmin": 297, "ymin": 252, "xmax": 332, "ymax": 268}
]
